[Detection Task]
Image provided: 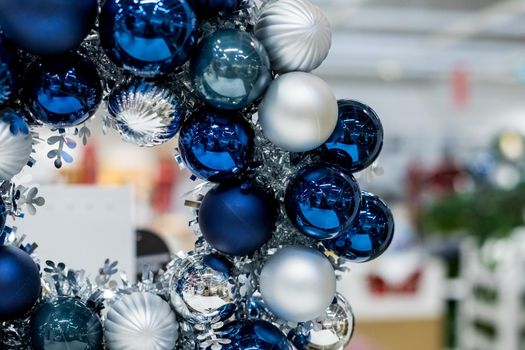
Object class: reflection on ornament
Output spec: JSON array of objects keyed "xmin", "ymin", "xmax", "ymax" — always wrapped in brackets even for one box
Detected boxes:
[
  {"xmin": 105, "ymin": 292, "xmax": 178, "ymax": 350},
  {"xmin": 259, "ymin": 246, "xmax": 336, "ymax": 323},
  {"xmin": 285, "ymin": 164, "xmax": 361, "ymax": 240},
  {"xmin": 0, "ymin": 109, "xmax": 32, "ymax": 181},
  {"xmin": 259, "ymin": 72, "xmax": 338, "ymax": 152},
  {"xmin": 170, "ymin": 254, "xmax": 238, "ymax": 323},
  {"xmin": 323, "ymin": 192, "xmax": 394, "ymax": 263},
  {"xmin": 108, "ymin": 80, "xmax": 184, "ymax": 146},
  {"xmin": 255, "ymin": 0, "xmax": 331, "ymax": 73},
  {"xmin": 23, "ymin": 53, "xmax": 102, "ymax": 128},
  {"xmin": 99, "ymin": 0, "xmax": 198, "ymax": 76},
  {"xmin": 190, "ymin": 29, "xmax": 272, "ymax": 110},
  {"xmin": 0, "ymin": 35, "xmax": 17, "ymax": 105},
  {"xmin": 178, "ymin": 109, "xmax": 254, "ymax": 182}
]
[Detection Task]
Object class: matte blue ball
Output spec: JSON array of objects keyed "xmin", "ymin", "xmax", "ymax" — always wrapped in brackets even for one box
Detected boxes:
[
  {"xmin": 199, "ymin": 182, "xmax": 277, "ymax": 256},
  {"xmin": 0, "ymin": 0, "xmax": 97, "ymax": 55},
  {"xmin": 210, "ymin": 319, "xmax": 294, "ymax": 350},
  {"xmin": 0, "ymin": 35, "xmax": 17, "ymax": 105},
  {"xmin": 188, "ymin": 0, "xmax": 243, "ymax": 17},
  {"xmin": 178, "ymin": 110, "xmax": 254, "ymax": 182},
  {"xmin": 0, "ymin": 245, "xmax": 41, "ymax": 321},
  {"xmin": 23, "ymin": 53, "xmax": 102, "ymax": 128},
  {"xmin": 100, "ymin": 0, "xmax": 198, "ymax": 77},
  {"xmin": 285, "ymin": 164, "xmax": 361, "ymax": 240},
  {"xmin": 323, "ymin": 192, "xmax": 394, "ymax": 262},
  {"xmin": 316, "ymin": 100, "xmax": 383, "ymax": 173},
  {"xmin": 30, "ymin": 297, "xmax": 103, "ymax": 350},
  {"xmin": 190, "ymin": 29, "xmax": 272, "ymax": 110}
]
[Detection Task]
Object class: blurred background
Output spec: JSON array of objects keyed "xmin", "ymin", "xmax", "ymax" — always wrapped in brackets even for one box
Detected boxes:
[{"xmin": 10, "ymin": 0, "xmax": 525, "ymax": 349}]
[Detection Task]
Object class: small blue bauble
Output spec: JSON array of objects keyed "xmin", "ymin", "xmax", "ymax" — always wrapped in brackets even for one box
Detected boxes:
[
  {"xmin": 323, "ymin": 192, "xmax": 394, "ymax": 262},
  {"xmin": 23, "ymin": 53, "xmax": 102, "ymax": 128},
  {"xmin": 0, "ymin": 0, "xmax": 97, "ymax": 55},
  {"xmin": 209, "ymin": 319, "xmax": 294, "ymax": 350},
  {"xmin": 188, "ymin": 0, "xmax": 243, "ymax": 18},
  {"xmin": 0, "ymin": 245, "xmax": 41, "ymax": 321},
  {"xmin": 30, "ymin": 297, "xmax": 103, "ymax": 350},
  {"xmin": 178, "ymin": 110, "xmax": 254, "ymax": 182},
  {"xmin": 285, "ymin": 164, "xmax": 361, "ymax": 240},
  {"xmin": 0, "ymin": 35, "xmax": 17, "ymax": 105},
  {"xmin": 108, "ymin": 80, "xmax": 184, "ymax": 146},
  {"xmin": 315, "ymin": 100, "xmax": 383, "ymax": 173},
  {"xmin": 198, "ymin": 182, "xmax": 278, "ymax": 256},
  {"xmin": 99, "ymin": 0, "xmax": 198, "ymax": 77},
  {"xmin": 190, "ymin": 29, "xmax": 272, "ymax": 110}
]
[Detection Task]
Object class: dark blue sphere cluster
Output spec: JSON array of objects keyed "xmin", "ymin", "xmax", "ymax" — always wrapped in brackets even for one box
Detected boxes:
[
  {"xmin": 30, "ymin": 297, "xmax": 104, "ymax": 350},
  {"xmin": 188, "ymin": 0, "xmax": 243, "ymax": 17},
  {"xmin": 0, "ymin": 35, "xmax": 17, "ymax": 105},
  {"xmin": 100, "ymin": 0, "xmax": 198, "ymax": 77},
  {"xmin": 178, "ymin": 110, "xmax": 254, "ymax": 182},
  {"xmin": 198, "ymin": 182, "xmax": 278, "ymax": 256},
  {"xmin": 212, "ymin": 319, "xmax": 294, "ymax": 350},
  {"xmin": 23, "ymin": 53, "xmax": 102, "ymax": 128},
  {"xmin": 285, "ymin": 164, "xmax": 361, "ymax": 240},
  {"xmin": 316, "ymin": 100, "xmax": 383, "ymax": 173},
  {"xmin": 0, "ymin": 245, "xmax": 41, "ymax": 321},
  {"xmin": 323, "ymin": 192, "xmax": 395, "ymax": 262}
]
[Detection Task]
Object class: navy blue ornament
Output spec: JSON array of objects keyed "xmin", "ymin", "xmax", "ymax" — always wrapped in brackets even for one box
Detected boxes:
[
  {"xmin": 0, "ymin": 197, "xmax": 5, "ymax": 235},
  {"xmin": 99, "ymin": 0, "xmax": 198, "ymax": 77},
  {"xmin": 0, "ymin": 245, "xmax": 41, "ymax": 321},
  {"xmin": 190, "ymin": 29, "xmax": 272, "ymax": 110},
  {"xmin": 323, "ymin": 192, "xmax": 394, "ymax": 262},
  {"xmin": 198, "ymin": 182, "xmax": 278, "ymax": 256},
  {"xmin": 285, "ymin": 164, "xmax": 361, "ymax": 240},
  {"xmin": 188, "ymin": 0, "xmax": 243, "ymax": 18},
  {"xmin": 23, "ymin": 53, "xmax": 102, "ymax": 128},
  {"xmin": 0, "ymin": 0, "xmax": 97, "ymax": 55},
  {"xmin": 30, "ymin": 297, "xmax": 103, "ymax": 350},
  {"xmin": 0, "ymin": 35, "xmax": 17, "ymax": 105},
  {"xmin": 178, "ymin": 110, "xmax": 254, "ymax": 182},
  {"xmin": 209, "ymin": 319, "xmax": 294, "ymax": 350},
  {"xmin": 315, "ymin": 100, "xmax": 383, "ymax": 173}
]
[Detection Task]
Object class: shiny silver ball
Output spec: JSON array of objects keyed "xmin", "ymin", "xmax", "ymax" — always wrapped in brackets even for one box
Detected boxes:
[
  {"xmin": 255, "ymin": 0, "xmax": 332, "ymax": 73},
  {"xmin": 258, "ymin": 72, "xmax": 338, "ymax": 152},
  {"xmin": 259, "ymin": 246, "xmax": 336, "ymax": 323},
  {"xmin": 170, "ymin": 254, "xmax": 238, "ymax": 324}
]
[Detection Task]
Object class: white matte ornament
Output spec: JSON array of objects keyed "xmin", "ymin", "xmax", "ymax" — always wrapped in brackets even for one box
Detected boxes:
[
  {"xmin": 104, "ymin": 292, "xmax": 179, "ymax": 350},
  {"xmin": 259, "ymin": 245, "xmax": 337, "ymax": 323},
  {"xmin": 258, "ymin": 72, "xmax": 338, "ymax": 152},
  {"xmin": 255, "ymin": 0, "xmax": 332, "ymax": 73},
  {"xmin": 0, "ymin": 119, "xmax": 32, "ymax": 181}
]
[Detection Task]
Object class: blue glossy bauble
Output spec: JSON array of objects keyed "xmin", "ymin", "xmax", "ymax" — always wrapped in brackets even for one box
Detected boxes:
[
  {"xmin": 190, "ymin": 29, "xmax": 272, "ymax": 110},
  {"xmin": 323, "ymin": 192, "xmax": 394, "ymax": 262},
  {"xmin": 0, "ymin": 245, "xmax": 41, "ymax": 321},
  {"xmin": 0, "ymin": 0, "xmax": 97, "ymax": 55},
  {"xmin": 188, "ymin": 0, "xmax": 243, "ymax": 18},
  {"xmin": 0, "ymin": 197, "xmax": 5, "ymax": 234},
  {"xmin": 30, "ymin": 297, "xmax": 103, "ymax": 350},
  {"xmin": 0, "ymin": 35, "xmax": 17, "ymax": 105},
  {"xmin": 316, "ymin": 100, "xmax": 383, "ymax": 173},
  {"xmin": 178, "ymin": 110, "xmax": 254, "ymax": 182},
  {"xmin": 23, "ymin": 53, "xmax": 102, "ymax": 128},
  {"xmin": 99, "ymin": 0, "xmax": 198, "ymax": 77},
  {"xmin": 285, "ymin": 164, "xmax": 361, "ymax": 240},
  {"xmin": 198, "ymin": 182, "xmax": 278, "ymax": 256},
  {"xmin": 209, "ymin": 319, "xmax": 294, "ymax": 350}
]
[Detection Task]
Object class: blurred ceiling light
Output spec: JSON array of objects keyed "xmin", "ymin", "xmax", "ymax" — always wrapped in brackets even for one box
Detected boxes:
[
  {"xmin": 498, "ymin": 131, "xmax": 525, "ymax": 161},
  {"xmin": 376, "ymin": 59, "xmax": 402, "ymax": 81}
]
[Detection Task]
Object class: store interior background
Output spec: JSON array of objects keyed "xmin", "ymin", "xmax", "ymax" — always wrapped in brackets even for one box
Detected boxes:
[{"xmin": 10, "ymin": 0, "xmax": 525, "ymax": 349}]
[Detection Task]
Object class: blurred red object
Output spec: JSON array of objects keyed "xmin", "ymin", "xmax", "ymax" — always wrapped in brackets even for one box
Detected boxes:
[
  {"xmin": 78, "ymin": 143, "xmax": 97, "ymax": 184},
  {"xmin": 367, "ymin": 268, "xmax": 422, "ymax": 296},
  {"xmin": 452, "ymin": 64, "xmax": 470, "ymax": 108},
  {"xmin": 151, "ymin": 157, "xmax": 178, "ymax": 213}
]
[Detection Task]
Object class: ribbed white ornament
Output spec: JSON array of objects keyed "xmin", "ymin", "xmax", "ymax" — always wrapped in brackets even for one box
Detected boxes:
[
  {"xmin": 255, "ymin": 0, "xmax": 332, "ymax": 73},
  {"xmin": 0, "ymin": 119, "xmax": 32, "ymax": 181},
  {"xmin": 105, "ymin": 292, "xmax": 178, "ymax": 350}
]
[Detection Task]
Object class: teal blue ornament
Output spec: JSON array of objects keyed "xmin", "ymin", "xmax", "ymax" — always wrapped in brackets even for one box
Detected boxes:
[
  {"xmin": 190, "ymin": 29, "xmax": 272, "ymax": 110},
  {"xmin": 99, "ymin": 0, "xmax": 198, "ymax": 77},
  {"xmin": 30, "ymin": 297, "xmax": 103, "ymax": 350}
]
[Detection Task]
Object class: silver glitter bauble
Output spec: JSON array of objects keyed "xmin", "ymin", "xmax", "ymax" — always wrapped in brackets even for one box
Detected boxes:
[
  {"xmin": 170, "ymin": 254, "xmax": 239, "ymax": 324},
  {"xmin": 258, "ymin": 72, "xmax": 338, "ymax": 152},
  {"xmin": 291, "ymin": 293, "xmax": 355, "ymax": 350},
  {"xmin": 104, "ymin": 292, "xmax": 178, "ymax": 350},
  {"xmin": 0, "ymin": 111, "xmax": 32, "ymax": 181},
  {"xmin": 259, "ymin": 246, "xmax": 336, "ymax": 323},
  {"xmin": 107, "ymin": 80, "xmax": 184, "ymax": 147},
  {"xmin": 255, "ymin": 0, "xmax": 331, "ymax": 73}
]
